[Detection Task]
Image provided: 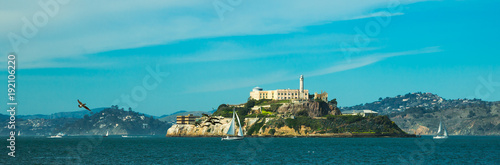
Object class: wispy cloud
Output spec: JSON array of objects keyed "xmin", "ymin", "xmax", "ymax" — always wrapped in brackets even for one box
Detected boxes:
[
  {"xmin": 341, "ymin": 11, "xmax": 404, "ymax": 21},
  {"xmin": 306, "ymin": 46, "xmax": 442, "ymax": 77},
  {"xmin": 185, "ymin": 46, "xmax": 442, "ymax": 93},
  {"xmin": 165, "ymin": 34, "xmax": 380, "ymax": 64},
  {"xmin": 1, "ymin": 0, "xmax": 428, "ymax": 68}
]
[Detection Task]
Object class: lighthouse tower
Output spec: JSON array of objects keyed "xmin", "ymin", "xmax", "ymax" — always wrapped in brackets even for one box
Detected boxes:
[{"xmin": 299, "ymin": 75, "xmax": 304, "ymax": 99}]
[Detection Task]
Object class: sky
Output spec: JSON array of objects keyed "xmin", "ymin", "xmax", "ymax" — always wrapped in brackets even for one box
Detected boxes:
[{"xmin": 1, "ymin": 0, "xmax": 499, "ymax": 116}]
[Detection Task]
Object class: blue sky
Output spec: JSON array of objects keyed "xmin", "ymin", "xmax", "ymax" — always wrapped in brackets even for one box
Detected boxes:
[{"xmin": 1, "ymin": 0, "xmax": 499, "ymax": 116}]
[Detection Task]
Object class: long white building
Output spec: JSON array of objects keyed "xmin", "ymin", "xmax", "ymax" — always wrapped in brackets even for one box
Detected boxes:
[{"xmin": 249, "ymin": 75, "xmax": 328, "ymax": 101}]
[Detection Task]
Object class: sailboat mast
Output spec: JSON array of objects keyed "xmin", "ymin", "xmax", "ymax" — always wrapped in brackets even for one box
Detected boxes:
[
  {"xmin": 235, "ymin": 109, "xmax": 243, "ymax": 137},
  {"xmin": 232, "ymin": 109, "xmax": 236, "ymax": 135}
]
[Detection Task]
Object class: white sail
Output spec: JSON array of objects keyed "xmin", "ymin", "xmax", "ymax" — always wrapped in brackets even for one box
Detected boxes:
[
  {"xmin": 236, "ymin": 109, "xmax": 243, "ymax": 137},
  {"xmin": 226, "ymin": 110, "xmax": 235, "ymax": 135},
  {"xmin": 433, "ymin": 120, "xmax": 448, "ymax": 139},
  {"xmin": 443, "ymin": 124, "xmax": 448, "ymax": 137},
  {"xmin": 221, "ymin": 108, "xmax": 245, "ymax": 141},
  {"xmin": 106, "ymin": 131, "xmax": 109, "ymax": 136},
  {"xmin": 437, "ymin": 121, "xmax": 442, "ymax": 134}
]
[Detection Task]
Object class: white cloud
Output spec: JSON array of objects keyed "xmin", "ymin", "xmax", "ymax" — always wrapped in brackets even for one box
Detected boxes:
[
  {"xmin": 165, "ymin": 33, "xmax": 380, "ymax": 64},
  {"xmin": 185, "ymin": 46, "xmax": 442, "ymax": 93},
  {"xmin": 0, "ymin": 0, "xmax": 428, "ymax": 68},
  {"xmin": 306, "ymin": 46, "xmax": 442, "ymax": 77}
]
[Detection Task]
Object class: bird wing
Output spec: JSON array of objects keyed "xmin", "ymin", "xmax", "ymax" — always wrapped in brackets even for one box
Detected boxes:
[
  {"xmin": 82, "ymin": 105, "xmax": 91, "ymax": 111},
  {"xmin": 78, "ymin": 99, "xmax": 83, "ymax": 104}
]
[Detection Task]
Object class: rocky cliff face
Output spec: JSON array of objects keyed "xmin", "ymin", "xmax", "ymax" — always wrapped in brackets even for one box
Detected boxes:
[
  {"xmin": 390, "ymin": 102, "xmax": 500, "ymax": 135},
  {"xmin": 167, "ymin": 118, "xmax": 233, "ymax": 136},
  {"xmin": 166, "ymin": 115, "xmax": 408, "ymax": 137},
  {"xmin": 277, "ymin": 101, "xmax": 341, "ymax": 117},
  {"xmin": 166, "ymin": 117, "xmax": 309, "ymax": 137}
]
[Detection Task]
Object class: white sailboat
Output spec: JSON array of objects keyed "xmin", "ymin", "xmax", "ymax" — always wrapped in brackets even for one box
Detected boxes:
[
  {"xmin": 48, "ymin": 133, "xmax": 64, "ymax": 138},
  {"xmin": 433, "ymin": 120, "xmax": 448, "ymax": 139},
  {"xmin": 103, "ymin": 131, "xmax": 109, "ymax": 137},
  {"xmin": 222, "ymin": 108, "xmax": 244, "ymax": 141}
]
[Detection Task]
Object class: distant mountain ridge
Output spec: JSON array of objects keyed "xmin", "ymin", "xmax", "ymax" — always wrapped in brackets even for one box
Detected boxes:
[
  {"xmin": 1, "ymin": 106, "xmax": 172, "ymax": 136},
  {"xmin": 341, "ymin": 92, "xmax": 445, "ymax": 115},
  {"xmin": 389, "ymin": 101, "xmax": 500, "ymax": 135},
  {"xmin": 15, "ymin": 109, "xmax": 208, "ymax": 120},
  {"xmin": 342, "ymin": 92, "xmax": 500, "ymax": 135},
  {"xmin": 17, "ymin": 108, "xmax": 107, "ymax": 119},
  {"xmin": 58, "ymin": 107, "xmax": 171, "ymax": 135}
]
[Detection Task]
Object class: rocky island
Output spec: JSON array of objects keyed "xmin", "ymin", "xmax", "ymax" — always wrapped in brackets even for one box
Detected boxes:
[
  {"xmin": 168, "ymin": 75, "xmax": 414, "ymax": 138},
  {"xmin": 168, "ymin": 75, "xmax": 413, "ymax": 138},
  {"xmin": 167, "ymin": 99, "xmax": 413, "ymax": 137}
]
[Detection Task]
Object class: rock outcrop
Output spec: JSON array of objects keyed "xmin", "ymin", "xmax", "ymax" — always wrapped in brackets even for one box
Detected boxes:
[
  {"xmin": 277, "ymin": 101, "xmax": 341, "ymax": 117},
  {"xmin": 167, "ymin": 115, "xmax": 411, "ymax": 137},
  {"xmin": 166, "ymin": 117, "xmax": 310, "ymax": 137},
  {"xmin": 167, "ymin": 118, "xmax": 233, "ymax": 136}
]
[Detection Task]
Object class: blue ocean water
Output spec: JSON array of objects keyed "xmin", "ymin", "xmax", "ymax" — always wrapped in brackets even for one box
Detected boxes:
[{"xmin": 2, "ymin": 136, "xmax": 499, "ymax": 164}]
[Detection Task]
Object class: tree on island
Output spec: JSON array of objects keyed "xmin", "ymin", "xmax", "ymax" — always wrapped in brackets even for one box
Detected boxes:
[{"xmin": 328, "ymin": 98, "xmax": 338, "ymax": 105}]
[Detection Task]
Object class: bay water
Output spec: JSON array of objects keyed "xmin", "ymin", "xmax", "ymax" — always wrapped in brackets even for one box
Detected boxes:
[{"xmin": 2, "ymin": 136, "xmax": 499, "ymax": 164}]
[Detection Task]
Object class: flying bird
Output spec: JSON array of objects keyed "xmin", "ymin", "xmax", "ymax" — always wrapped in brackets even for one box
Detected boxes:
[{"xmin": 77, "ymin": 99, "xmax": 91, "ymax": 111}]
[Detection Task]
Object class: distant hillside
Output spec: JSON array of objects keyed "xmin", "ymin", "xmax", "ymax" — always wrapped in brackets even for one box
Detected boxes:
[
  {"xmin": 1, "ymin": 117, "xmax": 79, "ymax": 136},
  {"xmin": 58, "ymin": 107, "xmax": 171, "ymax": 135},
  {"xmin": 389, "ymin": 101, "xmax": 500, "ymax": 135},
  {"xmin": 342, "ymin": 92, "xmax": 500, "ymax": 135},
  {"xmin": 342, "ymin": 92, "xmax": 445, "ymax": 115},
  {"xmin": 17, "ymin": 108, "xmax": 107, "ymax": 119},
  {"xmin": 158, "ymin": 111, "xmax": 210, "ymax": 124}
]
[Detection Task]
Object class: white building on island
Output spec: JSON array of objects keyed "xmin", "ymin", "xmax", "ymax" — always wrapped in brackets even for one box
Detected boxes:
[
  {"xmin": 249, "ymin": 75, "xmax": 328, "ymax": 101},
  {"xmin": 342, "ymin": 110, "xmax": 378, "ymax": 117}
]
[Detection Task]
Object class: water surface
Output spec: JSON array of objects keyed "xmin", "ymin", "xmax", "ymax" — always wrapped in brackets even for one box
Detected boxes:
[{"xmin": 2, "ymin": 136, "xmax": 499, "ymax": 164}]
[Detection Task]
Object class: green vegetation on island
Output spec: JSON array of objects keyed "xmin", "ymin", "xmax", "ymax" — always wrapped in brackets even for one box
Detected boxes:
[
  {"xmin": 210, "ymin": 98, "xmax": 410, "ymax": 137},
  {"xmin": 264, "ymin": 115, "xmax": 405, "ymax": 135}
]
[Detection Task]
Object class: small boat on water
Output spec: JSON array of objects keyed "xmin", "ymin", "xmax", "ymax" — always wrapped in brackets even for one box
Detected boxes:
[
  {"xmin": 103, "ymin": 131, "xmax": 109, "ymax": 137},
  {"xmin": 222, "ymin": 108, "xmax": 244, "ymax": 141},
  {"xmin": 48, "ymin": 133, "xmax": 65, "ymax": 138},
  {"xmin": 433, "ymin": 120, "xmax": 448, "ymax": 139}
]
